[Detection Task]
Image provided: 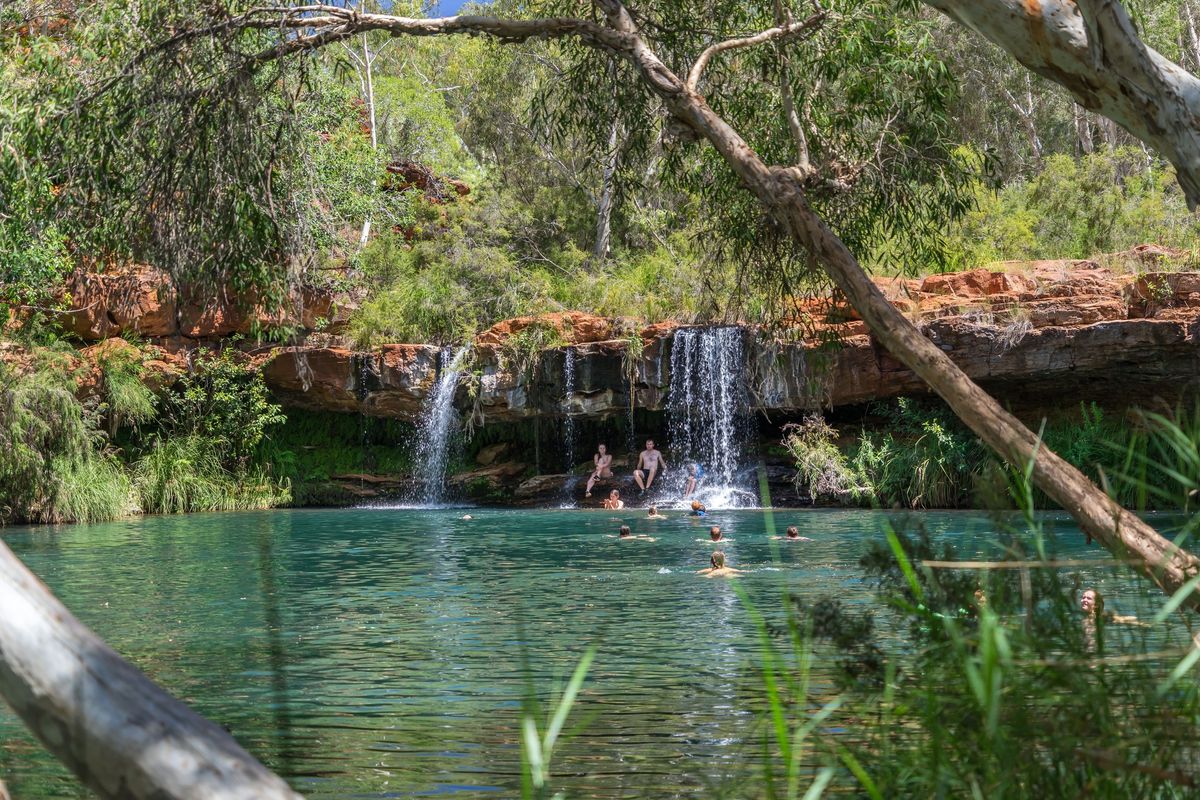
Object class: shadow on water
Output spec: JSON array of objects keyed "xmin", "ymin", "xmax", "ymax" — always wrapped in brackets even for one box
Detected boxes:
[{"xmin": 255, "ymin": 517, "xmax": 298, "ymax": 779}]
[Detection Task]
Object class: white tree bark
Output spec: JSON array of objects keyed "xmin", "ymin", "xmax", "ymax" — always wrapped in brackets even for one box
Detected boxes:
[
  {"xmin": 922, "ymin": 0, "xmax": 1200, "ymax": 206},
  {"xmin": 0, "ymin": 540, "xmax": 302, "ymax": 799}
]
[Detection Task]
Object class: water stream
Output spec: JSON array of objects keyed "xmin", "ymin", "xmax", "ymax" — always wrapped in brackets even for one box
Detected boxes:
[
  {"xmin": 411, "ymin": 345, "xmax": 470, "ymax": 506},
  {"xmin": 562, "ymin": 346, "xmax": 577, "ymax": 472},
  {"xmin": 667, "ymin": 326, "xmax": 756, "ymax": 506}
]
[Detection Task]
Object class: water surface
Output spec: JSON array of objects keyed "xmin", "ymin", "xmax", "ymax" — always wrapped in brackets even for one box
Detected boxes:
[{"xmin": 0, "ymin": 508, "xmax": 1159, "ymax": 797}]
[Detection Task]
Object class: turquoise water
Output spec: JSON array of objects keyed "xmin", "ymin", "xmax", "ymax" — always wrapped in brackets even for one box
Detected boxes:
[{"xmin": 0, "ymin": 508, "xmax": 1160, "ymax": 798}]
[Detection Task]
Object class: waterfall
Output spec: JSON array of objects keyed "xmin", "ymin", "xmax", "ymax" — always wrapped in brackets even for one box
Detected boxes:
[
  {"xmin": 412, "ymin": 345, "xmax": 470, "ymax": 506},
  {"xmin": 562, "ymin": 346, "xmax": 578, "ymax": 472},
  {"xmin": 667, "ymin": 327, "xmax": 755, "ymax": 505}
]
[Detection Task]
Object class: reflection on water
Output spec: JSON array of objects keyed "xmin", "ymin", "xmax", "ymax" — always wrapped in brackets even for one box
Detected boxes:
[{"xmin": 0, "ymin": 508, "xmax": 1157, "ymax": 798}]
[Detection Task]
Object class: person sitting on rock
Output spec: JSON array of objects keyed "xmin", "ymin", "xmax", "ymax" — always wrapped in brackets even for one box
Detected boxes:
[
  {"xmin": 585, "ymin": 443, "xmax": 614, "ymax": 498},
  {"xmin": 697, "ymin": 550, "xmax": 746, "ymax": 578},
  {"xmin": 646, "ymin": 506, "xmax": 667, "ymax": 519},
  {"xmin": 684, "ymin": 463, "xmax": 704, "ymax": 499},
  {"xmin": 633, "ymin": 439, "xmax": 667, "ymax": 493},
  {"xmin": 602, "ymin": 489, "xmax": 624, "ymax": 510}
]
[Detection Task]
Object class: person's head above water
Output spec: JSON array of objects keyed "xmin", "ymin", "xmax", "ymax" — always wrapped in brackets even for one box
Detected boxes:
[
  {"xmin": 619, "ymin": 525, "xmax": 631, "ymax": 538},
  {"xmin": 690, "ymin": 500, "xmax": 705, "ymax": 511},
  {"xmin": 1081, "ymin": 588, "xmax": 1105, "ymax": 616},
  {"xmin": 711, "ymin": 550, "xmax": 726, "ymax": 569},
  {"xmin": 709, "ymin": 526, "xmax": 722, "ymax": 541},
  {"xmin": 786, "ymin": 526, "xmax": 799, "ymax": 539},
  {"xmin": 648, "ymin": 506, "xmax": 658, "ymax": 516}
]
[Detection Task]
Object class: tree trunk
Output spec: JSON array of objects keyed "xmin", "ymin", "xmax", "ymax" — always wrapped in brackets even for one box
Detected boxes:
[
  {"xmin": 923, "ymin": 0, "xmax": 1200, "ymax": 208},
  {"xmin": 359, "ymin": 33, "xmax": 377, "ymax": 248},
  {"xmin": 589, "ymin": 0, "xmax": 1200, "ymax": 604},
  {"xmin": 0, "ymin": 540, "xmax": 302, "ymax": 800},
  {"xmin": 593, "ymin": 118, "xmax": 620, "ymax": 259}
]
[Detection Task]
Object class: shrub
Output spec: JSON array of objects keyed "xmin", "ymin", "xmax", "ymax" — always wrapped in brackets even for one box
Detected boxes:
[
  {"xmin": 133, "ymin": 436, "xmax": 289, "ymax": 515},
  {"xmin": 52, "ymin": 455, "xmax": 136, "ymax": 524},
  {"xmin": 782, "ymin": 414, "xmax": 869, "ymax": 503},
  {"xmin": 159, "ymin": 349, "xmax": 285, "ymax": 468},
  {"xmin": 0, "ymin": 357, "xmax": 96, "ymax": 522}
]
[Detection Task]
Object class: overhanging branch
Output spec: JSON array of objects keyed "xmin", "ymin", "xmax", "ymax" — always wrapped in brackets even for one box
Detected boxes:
[{"xmin": 685, "ymin": 11, "xmax": 827, "ymax": 92}]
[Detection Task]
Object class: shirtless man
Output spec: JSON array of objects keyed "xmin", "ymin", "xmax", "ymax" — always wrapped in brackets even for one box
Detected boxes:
[
  {"xmin": 585, "ymin": 443, "xmax": 614, "ymax": 498},
  {"xmin": 602, "ymin": 489, "xmax": 624, "ymax": 510},
  {"xmin": 697, "ymin": 551, "xmax": 746, "ymax": 578},
  {"xmin": 633, "ymin": 439, "xmax": 667, "ymax": 492}
]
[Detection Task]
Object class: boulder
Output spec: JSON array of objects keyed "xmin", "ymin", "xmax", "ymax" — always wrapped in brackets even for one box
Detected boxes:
[
  {"xmin": 56, "ymin": 265, "xmax": 177, "ymax": 340},
  {"xmin": 476, "ymin": 443, "xmax": 510, "ymax": 466},
  {"xmin": 476, "ymin": 311, "xmax": 615, "ymax": 348},
  {"xmin": 920, "ymin": 268, "xmax": 1037, "ymax": 298}
]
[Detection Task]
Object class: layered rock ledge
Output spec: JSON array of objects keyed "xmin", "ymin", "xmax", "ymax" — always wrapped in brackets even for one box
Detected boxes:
[{"xmin": 21, "ymin": 249, "xmax": 1200, "ymax": 422}]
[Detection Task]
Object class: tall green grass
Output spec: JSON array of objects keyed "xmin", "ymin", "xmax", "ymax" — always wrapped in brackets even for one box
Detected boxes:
[
  {"xmin": 134, "ymin": 437, "xmax": 290, "ymax": 515},
  {"xmin": 51, "ymin": 455, "xmax": 136, "ymax": 524}
]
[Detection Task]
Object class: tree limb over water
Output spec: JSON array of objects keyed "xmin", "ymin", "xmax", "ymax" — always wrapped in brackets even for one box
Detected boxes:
[
  {"xmin": 179, "ymin": 0, "xmax": 1200, "ymax": 605},
  {"xmin": 0, "ymin": 539, "xmax": 302, "ymax": 800}
]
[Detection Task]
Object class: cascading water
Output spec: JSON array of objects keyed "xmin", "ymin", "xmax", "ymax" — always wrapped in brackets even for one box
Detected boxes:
[
  {"xmin": 667, "ymin": 327, "xmax": 756, "ymax": 506},
  {"xmin": 412, "ymin": 345, "xmax": 471, "ymax": 506},
  {"xmin": 562, "ymin": 347, "xmax": 577, "ymax": 472}
]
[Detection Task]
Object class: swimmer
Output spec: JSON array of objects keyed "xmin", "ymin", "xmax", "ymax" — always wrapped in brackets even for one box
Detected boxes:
[
  {"xmin": 771, "ymin": 525, "xmax": 812, "ymax": 542},
  {"xmin": 614, "ymin": 524, "xmax": 656, "ymax": 542},
  {"xmin": 697, "ymin": 550, "xmax": 746, "ymax": 578},
  {"xmin": 684, "ymin": 463, "xmax": 704, "ymax": 499},
  {"xmin": 1080, "ymin": 588, "xmax": 1141, "ymax": 624},
  {"xmin": 461, "ymin": 514, "xmax": 473, "ymax": 520},
  {"xmin": 646, "ymin": 506, "xmax": 667, "ymax": 520},
  {"xmin": 699, "ymin": 525, "xmax": 732, "ymax": 544},
  {"xmin": 585, "ymin": 443, "xmax": 613, "ymax": 498},
  {"xmin": 688, "ymin": 500, "xmax": 707, "ymax": 517},
  {"xmin": 602, "ymin": 489, "xmax": 624, "ymax": 510},
  {"xmin": 633, "ymin": 439, "xmax": 668, "ymax": 493}
]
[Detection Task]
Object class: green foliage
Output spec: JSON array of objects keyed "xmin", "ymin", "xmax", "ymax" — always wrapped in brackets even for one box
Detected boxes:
[
  {"xmin": 945, "ymin": 148, "xmax": 1200, "ymax": 267},
  {"xmin": 785, "ymin": 505, "xmax": 1200, "ymax": 798},
  {"xmin": 97, "ymin": 345, "xmax": 157, "ymax": 433},
  {"xmin": 159, "ymin": 349, "xmax": 286, "ymax": 468},
  {"xmin": 850, "ymin": 398, "xmax": 991, "ymax": 509},
  {"xmin": 0, "ymin": 353, "xmax": 96, "ymax": 522},
  {"xmin": 52, "ymin": 454, "xmax": 136, "ymax": 524},
  {"xmin": 782, "ymin": 415, "xmax": 867, "ymax": 504},
  {"xmin": 134, "ymin": 436, "xmax": 289, "ymax": 515}
]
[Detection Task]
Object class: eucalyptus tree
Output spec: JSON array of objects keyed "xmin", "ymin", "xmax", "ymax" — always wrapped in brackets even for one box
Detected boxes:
[
  {"xmin": 82, "ymin": 0, "xmax": 1196, "ymax": 599},
  {"xmin": 3, "ymin": 5, "xmax": 1200, "ymax": 793}
]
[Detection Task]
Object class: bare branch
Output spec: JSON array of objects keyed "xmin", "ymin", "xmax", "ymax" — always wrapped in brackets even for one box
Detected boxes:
[{"xmin": 685, "ymin": 11, "xmax": 827, "ymax": 92}]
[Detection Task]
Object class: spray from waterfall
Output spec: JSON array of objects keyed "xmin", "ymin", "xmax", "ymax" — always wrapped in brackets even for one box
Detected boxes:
[
  {"xmin": 412, "ymin": 345, "xmax": 471, "ymax": 506},
  {"xmin": 563, "ymin": 346, "xmax": 578, "ymax": 472},
  {"xmin": 667, "ymin": 327, "xmax": 755, "ymax": 506}
]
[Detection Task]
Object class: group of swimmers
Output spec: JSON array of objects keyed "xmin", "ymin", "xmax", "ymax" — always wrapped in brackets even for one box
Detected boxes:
[
  {"xmin": 612, "ymin": 506, "xmax": 814, "ymax": 578},
  {"xmin": 585, "ymin": 440, "xmax": 705, "ymax": 500}
]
